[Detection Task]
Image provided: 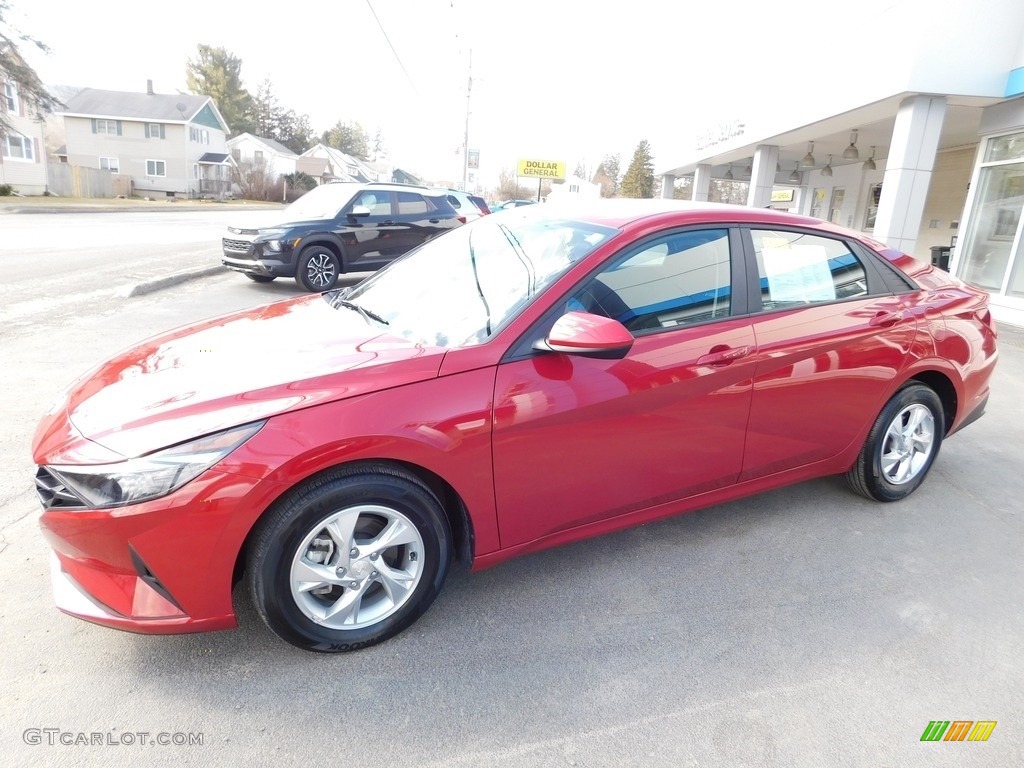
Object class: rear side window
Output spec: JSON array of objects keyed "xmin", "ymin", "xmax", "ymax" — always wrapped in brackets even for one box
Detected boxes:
[
  {"xmin": 750, "ymin": 229, "xmax": 868, "ymax": 310},
  {"xmin": 397, "ymin": 192, "xmax": 435, "ymax": 215}
]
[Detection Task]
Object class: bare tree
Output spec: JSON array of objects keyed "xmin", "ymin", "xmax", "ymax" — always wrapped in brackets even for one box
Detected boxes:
[{"xmin": 232, "ymin": 157, "xmax": 277, "ymax": 201}]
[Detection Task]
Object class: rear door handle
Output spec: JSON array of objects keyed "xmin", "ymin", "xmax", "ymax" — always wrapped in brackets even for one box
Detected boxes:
[{"xmin": 697, "ymin": 345, "xmax": 751, "ymax": 367}]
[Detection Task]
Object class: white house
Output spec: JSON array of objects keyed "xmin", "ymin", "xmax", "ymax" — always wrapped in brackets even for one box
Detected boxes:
[
  {"xmin": 546, "ymin": 175, "xmax": 601, "ymax": 202},
  {"xmin": 298, "ymin": 143, "xmax": 383, "ymax": 185},
  {"xmin": 227, "ymin": 133, "xmax": 298, "ymax": 180}
]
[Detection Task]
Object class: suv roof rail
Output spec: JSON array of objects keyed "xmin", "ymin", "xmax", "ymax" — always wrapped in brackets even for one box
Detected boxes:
[{"xmin": 364, "ymin": 180, "xmax": 430, "ymax": 190}]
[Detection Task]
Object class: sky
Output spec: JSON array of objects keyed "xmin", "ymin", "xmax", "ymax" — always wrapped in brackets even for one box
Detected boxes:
[{"xmin": 8, "ymin": 0, "xmax": 900, "ymax": 190}]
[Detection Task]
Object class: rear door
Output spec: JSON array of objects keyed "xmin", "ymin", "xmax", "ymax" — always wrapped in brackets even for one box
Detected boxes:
[
  {"xmin": 739, "ymin": 227, "xmax": 917, "ymax": 480},
  {"xmin": 337, "ymin": 189, "xmax": 400, "ymax": 270}
]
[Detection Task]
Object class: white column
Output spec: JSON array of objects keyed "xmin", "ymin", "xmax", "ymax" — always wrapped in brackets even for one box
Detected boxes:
[
  {"xmin": 692, "ymin": 164, "xmax": 711, "ymax": 202},
  {"xmin": 746, "ymin": 145, "xmax": 779, "ymax": 208},
  {"xmin": 873, "ymin": 95, "xmax": 947, "ymax": 256},
  {"xmin": 660, "ymin": 174, "xmax": 677, "ymax": 199}
]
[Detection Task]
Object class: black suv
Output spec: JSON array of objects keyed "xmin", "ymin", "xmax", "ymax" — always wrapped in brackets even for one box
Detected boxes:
[{"xmin": 222, "ymin": 182, "xmax": 464, "ymax": 291}]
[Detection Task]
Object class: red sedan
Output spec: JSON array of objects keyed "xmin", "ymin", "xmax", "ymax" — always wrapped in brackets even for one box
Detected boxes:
[{"xmin": 32, "ymin": 201, "xmax": 998, "ymax": 652}]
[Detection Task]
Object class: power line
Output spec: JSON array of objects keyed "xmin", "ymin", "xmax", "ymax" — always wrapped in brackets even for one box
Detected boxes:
[{"xmin": 364, "ymin": 0, "xmax": 419, "ymax": 96}]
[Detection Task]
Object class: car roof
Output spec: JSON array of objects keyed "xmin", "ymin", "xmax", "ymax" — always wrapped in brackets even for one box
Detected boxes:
[{"xmin": 492, "ymin": 198, "xmax": 846, "ymax": 234}]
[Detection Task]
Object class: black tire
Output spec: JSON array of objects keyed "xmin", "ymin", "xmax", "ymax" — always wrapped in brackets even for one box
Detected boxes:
[
  {"xmin": 845, "ymin": 383, "xmax": 944, "ymax": 502},
  {"xmin": 248, "ymin": 464, "xmax": 452, "ymax": 652},
  {"xmin": 296, "ymin": 246, "xmax": 341, "ymax": 292},
  {"xmin": 245, "ymin": 274, "xmax": 276, "ymax": 283}
]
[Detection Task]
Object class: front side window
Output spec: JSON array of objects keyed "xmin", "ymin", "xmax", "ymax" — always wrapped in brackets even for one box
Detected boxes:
[
  {"xmin": 2, "ymin": 132, "xmax": 34, "ymax": 160},
  {"xmin": 347, "ymin": 190, "xmax": 393, "ymax": 217},
  {"xmin": 751, "ymin": 229, "xmax": 869, "ymax": 310},
  {"xmin": 99, "ymin": 156, "xmax": 119, "ymax": 172},
  {"xmin": 146, "ymin": 159, "xmax": 166, "ymax": 177},
  {"xmin": 567, "ymin": 229, "xmax": 732, "ymax": 332},
  {"xmin": 3, "ymin": 81, "xmax": 18, "ymax": 112}
]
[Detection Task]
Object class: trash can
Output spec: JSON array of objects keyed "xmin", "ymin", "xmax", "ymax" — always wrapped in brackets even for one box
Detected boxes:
[{"xmin": 930, "ymin": 246, "xmax": 951, "ymax": 271}]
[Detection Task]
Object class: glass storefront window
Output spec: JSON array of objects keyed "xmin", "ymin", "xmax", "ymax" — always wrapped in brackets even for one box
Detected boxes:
[
  {"xmin": 957, "ymin": 161, "xmax": 1024, "ymax": 291},
  {"xmin": 984, "ymin": 131, "xmax": 1024, "ymax": 162}
]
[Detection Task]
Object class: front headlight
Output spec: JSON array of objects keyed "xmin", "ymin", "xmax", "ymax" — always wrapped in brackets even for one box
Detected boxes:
[{"xmin": 48, "ymin": 422, "xmax": 264, "ymax": 509}]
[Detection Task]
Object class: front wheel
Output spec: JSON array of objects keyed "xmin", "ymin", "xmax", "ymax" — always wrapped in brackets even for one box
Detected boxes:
[
  {"xmin": 248, "ymin": 465, "xmax": 452, "ymax": 652},
  {"xmin": 846, "ymin": 383, "xmax": 944, "ymax": 502},
  {"xmin": 296, "ymin": 246, "xmax": 340, "ymax": 292}
]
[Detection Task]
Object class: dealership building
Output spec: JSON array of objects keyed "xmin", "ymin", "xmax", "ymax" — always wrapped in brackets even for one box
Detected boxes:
[{"xmin": 658, "ymin": 0, "xmax": 1024, "ymax": 328}]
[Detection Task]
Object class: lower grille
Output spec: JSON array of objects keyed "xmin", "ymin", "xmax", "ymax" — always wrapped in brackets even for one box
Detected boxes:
[{"xmin": 35, "ymin": 466, "xmax": 87, "ymax": 511}]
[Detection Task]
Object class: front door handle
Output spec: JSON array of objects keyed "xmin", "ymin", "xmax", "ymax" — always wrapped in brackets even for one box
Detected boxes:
[
  {"xmin": 869, "ymin": 310, "xmax": 903, "ymax": 328},
  {"xmin": 697, "ymin": 345, "xmax": 751, "ymax": 367}
]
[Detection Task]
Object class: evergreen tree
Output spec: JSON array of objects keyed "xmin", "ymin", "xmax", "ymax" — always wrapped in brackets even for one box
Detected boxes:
[
  {"xmin": 185, "ymin": 44, "xmax": 254, "ymax": 136},
  {"xmin": 321, "ymin": 121, "xmax": 370, "ymax": 159},
  {"xmin": 620, "ymin": 140, "xmax": 655, "ymax": 198},
  {"xmin": 0, "ymin": 1, "xmax": 60, "ymax": 135}
]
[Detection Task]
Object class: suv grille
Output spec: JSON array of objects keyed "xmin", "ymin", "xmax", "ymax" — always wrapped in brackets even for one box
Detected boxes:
[
  {"xmin": 35, "ymin": 466, "xmax": 87, "ymax": 511},
  {"xmin": 223, "ymin": 238, "xmax": 253, "ymax": 253}
]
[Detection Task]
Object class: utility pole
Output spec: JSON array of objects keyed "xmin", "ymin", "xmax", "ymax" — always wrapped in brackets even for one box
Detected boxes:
[{"xmin": 462, "ymin": 48, "xmax": 472, "ymax": 192}]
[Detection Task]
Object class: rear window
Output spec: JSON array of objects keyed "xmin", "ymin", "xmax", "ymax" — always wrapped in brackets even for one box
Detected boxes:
[{"xmin": 469, "ymin": 195, "xmax": 490, "ymax": 214}]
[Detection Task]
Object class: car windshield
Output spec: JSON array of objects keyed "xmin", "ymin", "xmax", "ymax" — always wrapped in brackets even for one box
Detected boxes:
[
  {"xmin": 284, "ymin": 183, "xmax": 357, "ymax": 219},
  {"xmin": 338, "ymin": 214, "xmax": 617, "ymax": 347}
]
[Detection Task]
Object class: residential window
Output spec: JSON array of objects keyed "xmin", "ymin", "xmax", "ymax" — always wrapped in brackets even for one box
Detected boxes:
[
  {"xmin": 567, "ymin": 229, "xmax": 732, "ymax": 331},
  {"xmin": 193, "ymin": 163, "xmax": 200, "ymax": 180},
  {"xmin": 145, "ymin": 123, "xmax": 165, "ymax": 139},
  {"xmin": 2, "ymin": 132, "xmax": 34, "ymax": 161},
  {"xmin": 99, "ymin": 156, "xmax": 120, "ymax": 173},
  {"xmin": 146, "ymin": 159, "xmax": 166, "ymax": 177},
  {"xmin": 750, "ymin": 229, "xmax": 869, "ymax": 310},
  {"xmin": 254, "ymin": 150, "xmax": 263, "ymax": 161},
  {"xmin": 231, "ymin": 148, "xmax": 241, "ymax": 162},
  {"xmin": 94, "ymin": 119, "xmax": 120, "ymax": 135},
  {"xmin": 189, "ymin": 126, "xmax": 209, "ymax": 144},
  {"xmin": 3, "ymin": 81, "xmax": 18, "ymax": 113}
]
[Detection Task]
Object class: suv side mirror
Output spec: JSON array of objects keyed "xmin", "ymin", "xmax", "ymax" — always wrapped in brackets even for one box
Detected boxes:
[
  {"xmin": 533, "ymin": 311, "xmax": 634, "ymax": 359},
  {"xmin": 349, "ymin": 205, "xmax": 371, "ymax": 218}
]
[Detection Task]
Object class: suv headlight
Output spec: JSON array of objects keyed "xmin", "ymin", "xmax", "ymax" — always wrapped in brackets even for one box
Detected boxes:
[
  {"xmin": 258, "ymin": 228, "xmax": 289, "ymax": 253},
  {"xmin": 47, "ymin": 422, "xmax": 264, "ymax": 509}
]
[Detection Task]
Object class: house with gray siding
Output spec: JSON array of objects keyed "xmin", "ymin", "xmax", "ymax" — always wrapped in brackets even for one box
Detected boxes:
[
  {"xmin": 1, "ymin": 64, "xmax": 48, "ymax": 194},
  {"xmin": 60, "ymin": 81, "xmax": 231, "ymax": 198}
]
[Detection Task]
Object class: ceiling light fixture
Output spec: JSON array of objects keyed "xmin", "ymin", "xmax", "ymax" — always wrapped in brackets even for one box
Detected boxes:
[
  {"xmin": 789, "ymin": 163, "xmax": 801, "ymax": 183},
  {"xmin": 800, "ymin": 142, "xmax": 816, "ymax": 168},
  {"xmin": 725, "ymin": 164, "xmax": 734, "ymax": 180},
  {"xmin": 822, "ymin": 155, "xmax": 834, "ymax": 177},
  {"xmin": 863, "ymin": 146, "xmax": 877, "ymax": 171},
  {"xmin": 843, "ymin": 130, "xmax": 859, "ymax": 160}
]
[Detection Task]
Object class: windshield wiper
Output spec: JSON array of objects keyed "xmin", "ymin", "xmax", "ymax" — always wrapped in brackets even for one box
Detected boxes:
[{"xmin": 331, "ymin": 297, "xmax": 389, "ymax": 325}]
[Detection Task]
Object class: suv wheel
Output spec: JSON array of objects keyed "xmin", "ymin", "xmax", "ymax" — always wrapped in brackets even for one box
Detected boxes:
[{"xmin": 297, "ymin": 246, "xmax": 341, "ymax": 292}]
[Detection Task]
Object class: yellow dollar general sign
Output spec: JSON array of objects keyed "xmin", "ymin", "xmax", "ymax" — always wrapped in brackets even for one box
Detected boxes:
[
  {"xmin": 920, "ymin": 720, "xmax": 997, "ymax": 742},
  {"xmin": 517, "ymin": 159, "xmax": 565, "ymax": 180}
]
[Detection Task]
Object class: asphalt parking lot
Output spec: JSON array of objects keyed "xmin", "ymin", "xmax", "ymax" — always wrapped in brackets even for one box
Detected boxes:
[{"xmin": 1, "ymin": 212, "xmax": 1022, "ymax": 767}]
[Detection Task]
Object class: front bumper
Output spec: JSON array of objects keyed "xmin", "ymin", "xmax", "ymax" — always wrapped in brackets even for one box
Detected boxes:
[
  {"xmin": 39, "ymin": 466, "xmax": 285, "ymax": 635},
  {"xmin": 221, "ymin": 254, "xmax": 292, "ymax": 278}
]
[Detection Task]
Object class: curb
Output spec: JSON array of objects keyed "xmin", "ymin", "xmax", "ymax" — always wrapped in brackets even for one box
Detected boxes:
[
  {"xmin": 124, "ymin": 265, "xmax": 225, "ymax": 298},
  {"xmin": 0, "ymin": 203, "xmax": 284, "ymax": 215}
]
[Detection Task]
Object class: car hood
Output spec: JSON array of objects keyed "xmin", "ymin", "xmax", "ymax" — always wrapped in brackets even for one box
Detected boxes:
[
  {"xmin": 33, "ymin": 295, "xmax": 446, "ymax": 462},
  {"xmin": 229, "ymin": 214, "xmax": 332, "ymax": 232}
]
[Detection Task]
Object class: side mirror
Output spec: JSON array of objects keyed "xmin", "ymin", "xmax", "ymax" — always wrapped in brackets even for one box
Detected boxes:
[
  {"xmin": 349, "ymin": 205, "xmax": 371, "ymax": 218},
  {"xmin": 534, "ymin": 311, "xmax": 634, "ymax": 359}
]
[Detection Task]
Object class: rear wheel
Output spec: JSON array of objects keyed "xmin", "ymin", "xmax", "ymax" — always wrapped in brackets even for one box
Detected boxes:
[
  {"xmin": 248, "ymin": 465, "xmax": 452, "ymax": 652},
  {"xmin": 296, "ymin": 246, "xmax": 340, "ymax": 292},
  {"xmin": 846, "ymin": 383, "xmax": 944, "ymax": 501},
  {"xmin": 245, "ymin": 274, "xmax": 275, "ymax": 283}
]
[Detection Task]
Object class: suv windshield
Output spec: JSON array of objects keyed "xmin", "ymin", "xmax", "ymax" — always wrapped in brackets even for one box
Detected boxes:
[
  {"xmin": 339, "ymin": 215, "xmax": 617, "ymax": 347},
  {"xmin": 284, "ymin": 183, "xmax": 359, "ymax": 220}
]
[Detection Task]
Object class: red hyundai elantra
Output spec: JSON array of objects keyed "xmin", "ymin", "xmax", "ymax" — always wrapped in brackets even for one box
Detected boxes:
[{"xmin": 33, "ymin": 201, "xmax": 998, "ymax": 652}]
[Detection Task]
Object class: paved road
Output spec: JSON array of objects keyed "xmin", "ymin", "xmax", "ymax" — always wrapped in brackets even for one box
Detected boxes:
[{"xmin": 1, "ymin": 213, "xmax": 1022, "ymax": 767}]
